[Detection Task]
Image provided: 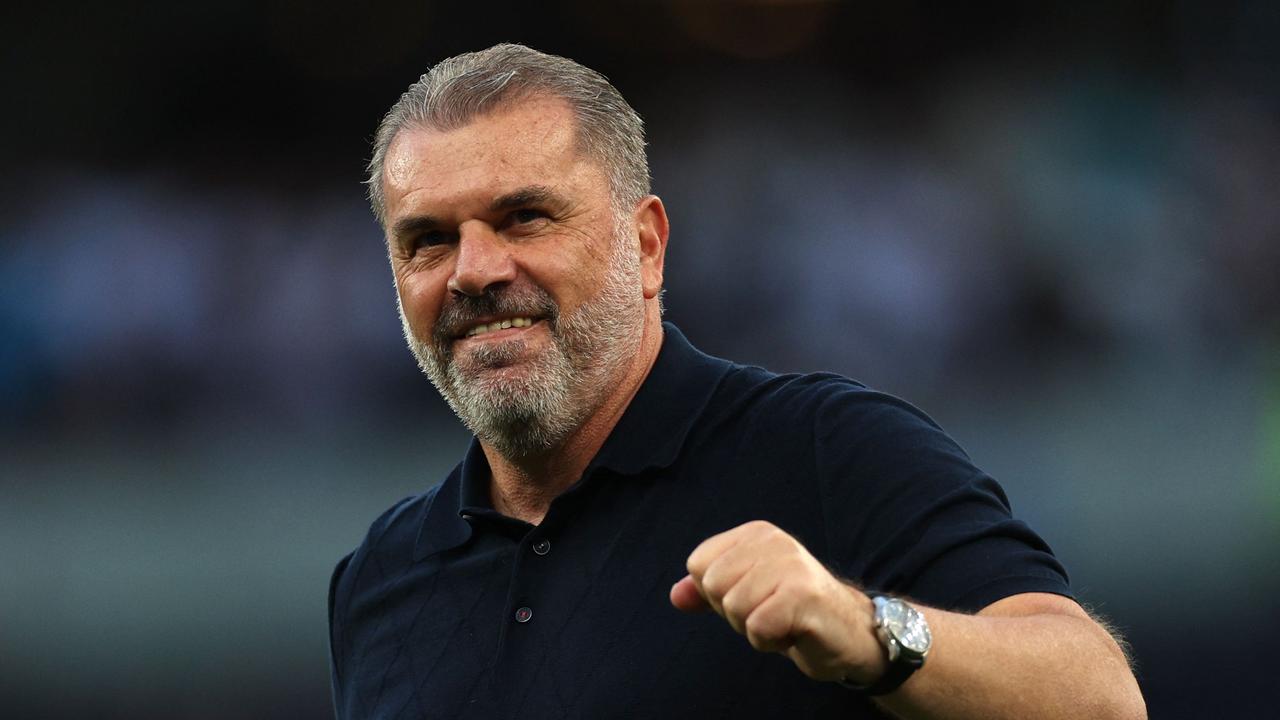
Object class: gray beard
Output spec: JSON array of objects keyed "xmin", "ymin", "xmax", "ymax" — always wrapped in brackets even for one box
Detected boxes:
[{"xmin": 400, "ymin": 237, "xmax": 644, "ymax": 460}]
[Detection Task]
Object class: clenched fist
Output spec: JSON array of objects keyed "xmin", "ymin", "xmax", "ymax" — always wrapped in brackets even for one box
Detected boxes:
[{"xmin": 670, "ymin": 520, "xmax": 888, "ymax": 686}]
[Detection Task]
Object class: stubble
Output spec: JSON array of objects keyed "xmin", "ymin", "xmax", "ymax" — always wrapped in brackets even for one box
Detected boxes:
[{"xmin": 400, "ymin": 230, "xmax": 644, "ymax": 459}]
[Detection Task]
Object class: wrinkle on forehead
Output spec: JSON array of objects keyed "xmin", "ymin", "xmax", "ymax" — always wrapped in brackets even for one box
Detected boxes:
[
  {"xmin": 384, "ymin": 96, "xmax": 581, "ymax": 189},
  {"xmin": 382, "ymin": 98, "xmax": 596, "ymax": 217}
]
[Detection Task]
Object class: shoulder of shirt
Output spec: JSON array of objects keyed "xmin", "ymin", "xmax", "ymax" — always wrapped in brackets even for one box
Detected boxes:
[
  {"xmin": 719, "ymin": 363, "xmax": 867, "ymax": 396},
  {"xmin": 712, "ymin": 361, "xmax": 943, "ymax": 434},
  {"xmin": 331, "ymin": 485, "xmax": 444, "ymax": 589},
  {"xmin": 365, "ymin": 486, "xmax": 442, "ymax": 553}
]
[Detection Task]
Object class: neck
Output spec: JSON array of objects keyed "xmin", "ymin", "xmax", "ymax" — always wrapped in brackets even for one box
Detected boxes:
[{"xmin": 481, "ymin": 315, "xmax": 664, "ymax": 525}]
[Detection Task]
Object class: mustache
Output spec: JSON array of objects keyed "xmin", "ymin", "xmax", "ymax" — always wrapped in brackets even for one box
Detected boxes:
[{"xmin": 432, "ymin": 285, "xmax": 560, "ymax": 344}]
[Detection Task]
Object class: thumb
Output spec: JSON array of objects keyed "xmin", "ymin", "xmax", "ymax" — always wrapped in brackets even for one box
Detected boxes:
[{"xmin": 670, "ymin": 574, "xmax": 710, "ymax": 613}]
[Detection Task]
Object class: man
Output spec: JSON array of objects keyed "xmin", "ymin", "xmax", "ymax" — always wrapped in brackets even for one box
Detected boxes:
[{"xmin": 329, "ymin": 44, "xmax": 1146, "ymax": 719}]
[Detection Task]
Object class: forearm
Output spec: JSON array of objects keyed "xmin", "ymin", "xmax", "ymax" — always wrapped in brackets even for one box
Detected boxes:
[
  {"xmin": 873, "ymin": 598, "xmax": 1146, "ymax": 720},
  {"xmin": 674, "ymin": 522, "xmax": 1146, "ymax": 720}
]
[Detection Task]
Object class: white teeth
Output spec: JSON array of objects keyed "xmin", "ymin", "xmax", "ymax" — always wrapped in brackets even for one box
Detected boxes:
[{"xmin": 465, "ymin": 317, "xmax": 535, "ymax": 337}]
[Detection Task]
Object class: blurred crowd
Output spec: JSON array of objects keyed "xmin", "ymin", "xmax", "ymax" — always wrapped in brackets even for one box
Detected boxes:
[{"xmin": 4, "ymin": 56, "xmax": 1277, "ymax": 434}]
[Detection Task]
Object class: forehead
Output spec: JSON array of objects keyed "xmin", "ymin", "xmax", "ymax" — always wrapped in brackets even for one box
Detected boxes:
[{"xmin": 382, "ymin": 96, "xmax": 592, "ymax": 210}]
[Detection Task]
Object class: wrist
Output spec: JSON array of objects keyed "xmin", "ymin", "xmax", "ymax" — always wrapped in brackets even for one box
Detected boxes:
[{"xmin": 837, "ymin": 586, "xmax": 890, "ymax": 686}]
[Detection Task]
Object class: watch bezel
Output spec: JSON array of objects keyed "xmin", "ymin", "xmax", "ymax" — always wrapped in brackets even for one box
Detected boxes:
[{"xmin": 872, "ymin": 595, "xmax": 932, "ymax": 661}]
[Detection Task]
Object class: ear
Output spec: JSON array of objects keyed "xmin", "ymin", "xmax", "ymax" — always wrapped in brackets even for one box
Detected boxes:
[{"xmin": 633, "ymin": 195, "xmax": 669, "ymax": 300}]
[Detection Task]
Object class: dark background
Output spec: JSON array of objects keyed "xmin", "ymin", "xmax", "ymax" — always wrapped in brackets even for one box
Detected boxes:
[{"xmin": 3, "ymin": 1, "xmax": 1278, "ymax": 717}]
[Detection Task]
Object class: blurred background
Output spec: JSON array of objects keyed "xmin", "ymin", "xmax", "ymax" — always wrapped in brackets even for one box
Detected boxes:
[{"xmin": 2, "ymin": 1, "xmax": 1277, "ymax": 717}]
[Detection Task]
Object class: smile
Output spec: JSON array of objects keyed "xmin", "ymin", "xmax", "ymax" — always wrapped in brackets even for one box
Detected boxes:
[{"xmin": 463, "ymin": 317, "xmax": 538, "ymax": 338}]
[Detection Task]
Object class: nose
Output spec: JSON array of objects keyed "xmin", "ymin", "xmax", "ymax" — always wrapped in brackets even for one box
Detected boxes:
[{"xmin": 447, "ymin": 220, "xmax": 517, "ymax": 297}]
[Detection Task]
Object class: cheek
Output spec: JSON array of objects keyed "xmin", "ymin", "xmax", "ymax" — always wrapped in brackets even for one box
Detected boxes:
[
  {"xmin": 528, "ymin": 250, "xmax": 604, "ymax": 307},
  {"xmin": 397, "ymin": 273, "xmax": 447, "ymax": 329}
]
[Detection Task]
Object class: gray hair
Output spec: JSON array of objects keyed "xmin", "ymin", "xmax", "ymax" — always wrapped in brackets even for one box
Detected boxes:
[{"xmin": 366, "ymin": 43, "xmax": 650, "ymax": 228}]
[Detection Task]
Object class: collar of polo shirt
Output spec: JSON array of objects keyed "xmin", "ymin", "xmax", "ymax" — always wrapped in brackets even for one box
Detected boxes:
[{"xmin": 413, "ymin": 323, "xmax": 731, "ymax": 561}]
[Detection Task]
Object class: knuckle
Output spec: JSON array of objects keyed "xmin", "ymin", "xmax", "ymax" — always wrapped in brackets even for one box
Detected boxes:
[
  {"xmin": 756, "ymin": 521, "xmax": 785, "ymax": 538},
  {"xmin": 722, "ymin": 592, "xmax": 749, "ymax": 620},
  {"xmin": 686, "ymin": 548, "xmax": 709, "ymax": 575},
  {"xmin": 742, "ymin": 520, "xmax": 778, "ymax": 540},
  {"xmin": 701, "ymin": 570, "xmax": 728, "ymax": 598},
  {"xmin": 780, "ymin": 578, "xmax": 817, "ymax": 608},
  {"xmin": 745, "ymin": 611, "xmax": 786, "ymax": 647},
  {"xmin": 779, "ymin": 532, "xmax": 807, "ymax": 556},
  {"xmin": 746, "ymin": 633, "xmax": 775, "ymax": 652},
  {"xmin": 795, "ymin": 578, "xmax": 825, "ymax": 606}
]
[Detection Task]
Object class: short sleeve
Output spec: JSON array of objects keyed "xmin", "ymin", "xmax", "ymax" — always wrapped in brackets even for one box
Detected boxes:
[{"xmin": 812, "ymin": 386, "xmax": 1072, "ymax": 613}]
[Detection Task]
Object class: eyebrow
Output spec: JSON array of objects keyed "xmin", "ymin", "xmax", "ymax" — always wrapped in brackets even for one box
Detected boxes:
[
  {"xmin": 390, "ymin": 214, "xmax": 443, "ymax": 243},
  {"xmin": 489, "ymin": 185, "xmax": 564, "ymax": 212}
]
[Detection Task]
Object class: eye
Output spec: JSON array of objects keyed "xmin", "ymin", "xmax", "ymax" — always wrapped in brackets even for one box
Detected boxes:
[
  {"xmin": 510, "ymin": 208, "xmax": 548, "ymax": 225},
  {"xmin": 412, "ymin": 230, "xmax": 452, "ymax": 250}
]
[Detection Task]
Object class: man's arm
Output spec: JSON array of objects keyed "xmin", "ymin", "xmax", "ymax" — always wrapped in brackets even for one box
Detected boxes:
[{"xmin": 670, "ymin": 521, "xmax": 1146, "ymax": 720}]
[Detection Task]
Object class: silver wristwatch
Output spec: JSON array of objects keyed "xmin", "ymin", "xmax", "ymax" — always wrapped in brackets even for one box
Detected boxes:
[{"xmin": 844, "ymin": 594, "xmax": 932, "ymax": 695}]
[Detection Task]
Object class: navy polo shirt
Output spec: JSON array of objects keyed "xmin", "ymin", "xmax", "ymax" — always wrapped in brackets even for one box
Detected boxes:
[{"xmin": 329, "ymin": 323, "xmax": 1071, "ymax": 719}]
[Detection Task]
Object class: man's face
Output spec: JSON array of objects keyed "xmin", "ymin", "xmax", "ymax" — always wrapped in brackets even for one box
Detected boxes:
[{"xmin": 381, "ymin": 96, "xmax": 647, "ymax": 457}]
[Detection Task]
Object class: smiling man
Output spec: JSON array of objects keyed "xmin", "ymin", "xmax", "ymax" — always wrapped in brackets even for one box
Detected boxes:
[
  {"xmin": 382, "ymin": 90, "xmax": 664, "ymax": 492},
  {"xmin": 328, "ymin": 44, "xmax": 1146, "ymax": 719}
]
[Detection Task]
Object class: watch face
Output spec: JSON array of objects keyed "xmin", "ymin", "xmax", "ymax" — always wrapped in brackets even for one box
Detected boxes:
[{"xmin": 881, "ymin": 599, "xmax": 932, "ymax": 655}]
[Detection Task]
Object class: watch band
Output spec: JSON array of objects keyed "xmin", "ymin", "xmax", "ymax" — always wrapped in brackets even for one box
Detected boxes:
[{"xmin": 847, "ymin": 647, "xmax": 924, "ymax": 696}]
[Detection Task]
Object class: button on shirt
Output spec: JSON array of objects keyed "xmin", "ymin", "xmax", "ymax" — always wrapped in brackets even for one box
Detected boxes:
[{"xmin": 328, "ymin": 324, "xmax": 1072, "ymax": 719}]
